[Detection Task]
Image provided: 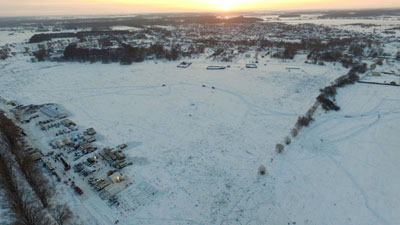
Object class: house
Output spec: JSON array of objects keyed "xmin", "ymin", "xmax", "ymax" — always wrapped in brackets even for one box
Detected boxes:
[{"xmin": 109, "ymin": 172, "xmax": 122, "ymax": 183}]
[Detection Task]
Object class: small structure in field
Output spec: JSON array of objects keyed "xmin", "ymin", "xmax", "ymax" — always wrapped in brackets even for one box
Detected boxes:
[
  {"xmin": 246, "ymin": 63, "xmax": 257, "ymax": 69},
  {"xmin": 207, "ymin": 66, "xmax": 226, "ymax": 70},
  {"xmin": 177, "ymin": 62, "xmax": 192, "ymax": 68}
]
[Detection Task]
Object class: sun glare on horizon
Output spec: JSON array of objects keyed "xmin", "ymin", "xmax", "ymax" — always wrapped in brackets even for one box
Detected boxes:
[
  {"xmin": 216, "ymin": 0, "xmax": 250, "ymax": 12},
  {"xmin": 219, "ymin": 2, "xmax": 231, "ymax": 11}
]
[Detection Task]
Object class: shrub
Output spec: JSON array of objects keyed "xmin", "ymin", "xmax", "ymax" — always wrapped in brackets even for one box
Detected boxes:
[
  {"xmin": 34, "ymin": 48, "xmax": 47, "ymax": 61},
  {"xmin": 335, "ymin": 73, "xmax": 359, "ymax": 87},
  {"xmin": 284, "ymin": 136, "xmax": 291, "ymax": 145},
  {"xmin": 0, "ymin": 47, "xmax": 10, "ymax": 60},
  {"xmin": 350, "ymin": 63, "xmax": 367, "ymax": 74},
  {"xmin": 296, "ymin": 116, "xmax": 313, "ymax": 128},
  {"xmin": 258, "ymin": 165, "xmax": 267, "ymax": 175},
  {"xmin": 320, "ymin": 86, "xmax": 337, "ymax": 97},
  {"xmin": 276, "ymin": 144, "xmax": 284, "ymax": 153},
  {"xmin": 317, "ymin": 95, "xmax": 340, "ymax": 111}
]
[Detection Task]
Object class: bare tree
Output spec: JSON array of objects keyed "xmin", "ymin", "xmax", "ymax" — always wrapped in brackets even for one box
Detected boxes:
[
  {"xmin": 50, "ymin": 203, "xmax": 73, "ymax": 225},
  {"xmin": 0, "ymin": 150, "xmax": 49, "ymax": 225},
  {"xmin": 17, "ymin": 153, "xmax": 54, "ymax": 208}
]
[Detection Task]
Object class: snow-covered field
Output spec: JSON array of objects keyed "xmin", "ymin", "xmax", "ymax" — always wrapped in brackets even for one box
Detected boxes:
[
  {"xmin": 0, "ymin": 54, "xmax": 349, "ymax": 224},
  {"xmin": 270, "ymin": 83, "xmax": 400, "ymax": 225}
]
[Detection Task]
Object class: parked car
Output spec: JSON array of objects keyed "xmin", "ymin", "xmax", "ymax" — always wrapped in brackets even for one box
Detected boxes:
[{"xmin": 74, "ymin": 186, "xmax": 83, "ymax": 195}]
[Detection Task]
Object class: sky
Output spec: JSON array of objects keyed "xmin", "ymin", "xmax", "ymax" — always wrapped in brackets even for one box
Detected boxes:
[{"xmin": 0, "ymin": 0, "xmax": 399, "ymax": 17}]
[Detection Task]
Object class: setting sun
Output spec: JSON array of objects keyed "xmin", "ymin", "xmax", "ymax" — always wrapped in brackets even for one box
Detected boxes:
[
  {"xmin": 219, "ymin": 2, "xmax": 231, "ymax": 11},
  {"xmin": 216, "ymin": 0, "xmax": 250, "ymax": 12}
]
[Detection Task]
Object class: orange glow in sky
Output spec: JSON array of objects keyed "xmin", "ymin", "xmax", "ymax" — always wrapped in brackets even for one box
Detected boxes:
[{"xmin": 0, "ymin": 0, "xmax": 399, "ymax": 16}]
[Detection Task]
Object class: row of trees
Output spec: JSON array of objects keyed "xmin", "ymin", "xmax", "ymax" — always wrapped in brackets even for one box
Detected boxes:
[
  {"xmin": 29, "ymin": 31, "xmax": 134, "ymax": 43},
  {"xmin": 0, "ymin": 112, "xmax": 75, "ymax": 225},
  {"xmin": 63, "ymin": 43, "xmax": 184, "ymax": 64},
  {"xmin": 317, "ymin": 63, "xmax": 366, "ymax": 111},
  {"xmin": 273, "ymin": 62, "xmax": 368, "ymax": 155}
]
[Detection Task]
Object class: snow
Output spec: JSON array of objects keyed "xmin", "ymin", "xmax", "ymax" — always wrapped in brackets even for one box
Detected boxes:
[
  {"xmin": 0, "ymin": 54, "xmax": 347, "ymax": 224},
  {"xmin": 0, "ymin": 17, "xmax": 399, "ymax": 225},
  {"xmin": 111, "ymin": 26, "xmax": 143, "ymax": 31},
  {"xmin": 0, "ymin": 30, "xmax": 35, "ymax": 46},
  {"xmin": 266, "ymin": 83, "xmax": 400, "ymax": 225}
]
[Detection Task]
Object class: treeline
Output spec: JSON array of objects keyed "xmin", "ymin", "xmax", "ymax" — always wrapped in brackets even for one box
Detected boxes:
[
  {"xmin": 0, "ymin": 146, "xmax": 49, "ymax": 225},
  {"xmin": 62, "ymin": 43, "xmax": 198, "ymax": 64},
  {"xmin": 29, "ymin": 30, "xmax": 134, "ymax": 43},
  {"xmin": 0, "ymin": 112, "xmax": 75, "ymax": 225}
]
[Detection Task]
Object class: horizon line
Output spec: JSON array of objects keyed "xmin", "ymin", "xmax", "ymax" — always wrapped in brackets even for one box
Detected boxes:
[{"xmin": 1, "ymin": 7, "xmax": 399, "ymax": 19}]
